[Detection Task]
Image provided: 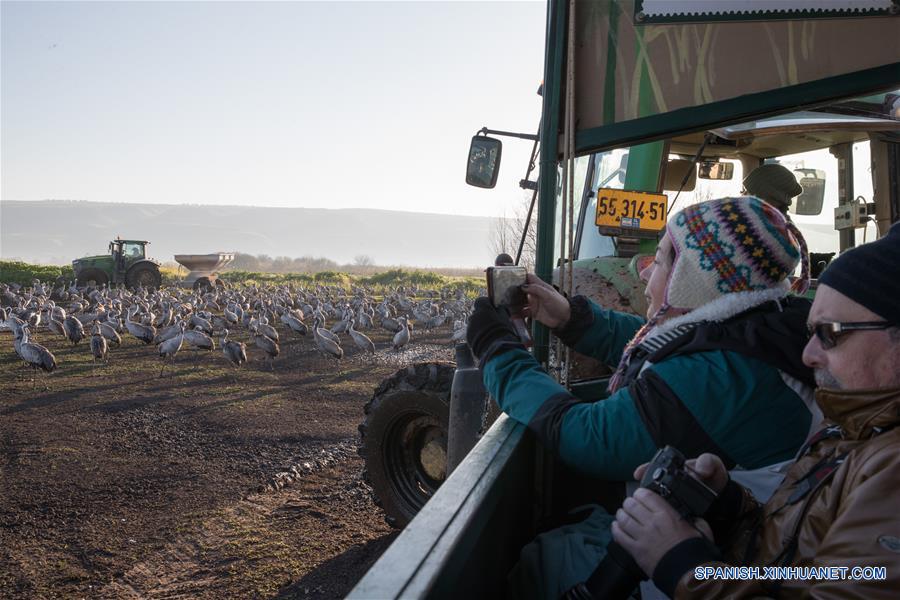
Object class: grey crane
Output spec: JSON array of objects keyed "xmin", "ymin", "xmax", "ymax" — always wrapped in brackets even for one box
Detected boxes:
[
  {"xmin": 90, "ymin": 322, "xmax": 109, "ymax": 364},
  {"xmin": 98, "ymin": 321, "xmax": 122, "ymax": 346},
  {"xmin": 392, "ymin": 317, "xmax": 411, "ymax": 351},
  {"xmin": 314, "ymin": 316, "xmax": 340, "ymax": 344},
  {"xmin": 313, "ymin": 317, "xmax": 343, "ymax": 360},
  {"xmin": 252, "ymin": 329, "xmax": 280, "ymax": 371},
  {"xmin": 183, "ymin": 329, "xmax": 214, "ymax": 351},
  {"xmin": 189, "ymin": 313, "xmax": 213, "ymax": 335},
  {"xmin": 153, "ymin": 318, "xmax": 185, "ymax": 345},
  {"xmin": 348, "ymin": 318, "xmax": 375, "ymax": 355},
  {"xmin": 16, "ymin": 327, "xmax": 57, "ymax": 390},
  {"xmin": 46, "ymin": 315, "xmax": 66, "ymax": 338},
  {"xmin": 221, "ymin": 329, "xmax": 248, "ymax": 370},
  {"xmin": 280, "ymin": 312, "xmax": 308, "ymax": 336},
  {"xmin": 157, "ymin": 322, "xmax": 186, "ymax": 377},
  {"xmin": 63, "ymin": 315, "xmax": 85, "ymax": 345},
  {"xmin": 254, "ymin": 317, "xmax": 279, "ymax": 343},
  {"xmin": 126, "ymin": 306, "xmax": 157, "ymax": 345}
]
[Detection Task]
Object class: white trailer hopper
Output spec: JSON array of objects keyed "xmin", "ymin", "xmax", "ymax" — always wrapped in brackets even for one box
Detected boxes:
[{"xmin": 173, "ymin": 252, "xmax": 235, "ymax": 289}]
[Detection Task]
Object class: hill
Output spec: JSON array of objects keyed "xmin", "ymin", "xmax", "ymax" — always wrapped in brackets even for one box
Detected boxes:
[{"xmin": 0, "ymin": 200, "xmax": 501, "ymax": 268}]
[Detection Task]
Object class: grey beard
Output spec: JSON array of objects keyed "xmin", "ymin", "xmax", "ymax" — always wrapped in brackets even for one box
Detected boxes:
[{"xmin": 814, "ymin": 368, "xmax": 842, "ymax": 389}]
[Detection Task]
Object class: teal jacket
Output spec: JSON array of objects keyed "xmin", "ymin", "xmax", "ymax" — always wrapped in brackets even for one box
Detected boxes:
[{"xmin": 481, "ymin": 296, "xmax": 814, "ymax": 481}]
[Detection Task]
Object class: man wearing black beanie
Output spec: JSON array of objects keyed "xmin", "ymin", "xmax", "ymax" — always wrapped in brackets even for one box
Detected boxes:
[
  {"xmin": 609, "ymin": 223, "xmax": 900, "ymax": 598},
  {"xmin": 818, "ymin": 222, "xmax": 900, "ymax": 333}
]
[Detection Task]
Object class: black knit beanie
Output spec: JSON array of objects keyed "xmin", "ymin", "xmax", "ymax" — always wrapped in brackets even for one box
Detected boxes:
[{"xmin": 819, "ymin": 222, "xmax": 900, "ymax": 324}]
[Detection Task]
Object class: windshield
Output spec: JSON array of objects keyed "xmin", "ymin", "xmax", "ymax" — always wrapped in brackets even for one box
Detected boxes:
[
  {"xmin": 577, "ymin": 149, "xmax": 628, "ymax": 259},
  {"xmin": 122, "ymin": 243, "xmax": 144, "ymax": 258}
]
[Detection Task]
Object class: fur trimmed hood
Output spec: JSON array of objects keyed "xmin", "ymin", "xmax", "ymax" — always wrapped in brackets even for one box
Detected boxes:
[{"xmin": 646, "ymin": 286, "xmax": 791, "ymax": 344}]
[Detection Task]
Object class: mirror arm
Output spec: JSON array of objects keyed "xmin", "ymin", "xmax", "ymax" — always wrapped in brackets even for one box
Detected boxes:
[{"xmin": 477, "ymin": 127, "xmax": 539, "ymax": 142}]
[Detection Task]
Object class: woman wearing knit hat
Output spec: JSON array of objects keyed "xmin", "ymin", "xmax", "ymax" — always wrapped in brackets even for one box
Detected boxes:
[{"xmin": 467, "ymin": 195, "xmax": 818, "ymax": 597}]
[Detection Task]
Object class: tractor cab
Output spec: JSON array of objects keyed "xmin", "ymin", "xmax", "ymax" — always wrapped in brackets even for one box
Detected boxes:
[{"xmin": 110, "ymin": 239, "xmax": 148, "ymax": 266}]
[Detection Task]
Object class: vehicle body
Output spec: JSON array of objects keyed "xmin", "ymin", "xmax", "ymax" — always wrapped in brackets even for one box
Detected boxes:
[
  {"xmin": 72, "ymin": 238, "xmax": 162, "ymax": 289},
  {"xmin": 173, "ymin": 252, "xmax": 235, "ymax": 291},
  {"xmin": 353, "ymin": 1, "xmax": 900, "ymax": 595}
]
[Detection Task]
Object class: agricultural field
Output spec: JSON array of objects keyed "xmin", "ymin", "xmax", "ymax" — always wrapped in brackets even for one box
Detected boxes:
[{"xmin": 1, "ymin": 270, "xmax": 475, "ymax": 598}]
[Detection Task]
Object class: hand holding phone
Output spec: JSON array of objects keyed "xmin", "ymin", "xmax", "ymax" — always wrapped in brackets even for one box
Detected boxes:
[{"xmin": 486, "ymin": 265, "xmax": 531, "ymax": 346}]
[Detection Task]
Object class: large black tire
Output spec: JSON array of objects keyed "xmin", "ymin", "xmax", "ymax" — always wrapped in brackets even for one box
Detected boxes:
[
  {"xmin": 193, "ymin": 277, "xmax": 212, "ymax": 292},
  {"xmin": 77, "ymin": 269, "xmax": 109, "ymax": 287},
  {"xmin": 359, "ymin": 362, "xmax": 454, "ymax": 528},
  {"xmin": 126, "ymin": 264, "xmax": 162, "ymax": 289}
]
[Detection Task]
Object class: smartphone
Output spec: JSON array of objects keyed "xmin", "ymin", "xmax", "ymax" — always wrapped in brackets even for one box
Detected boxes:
[{"xmin": 486, "ymin": 266, "xmax": 527, "ymax": 309}]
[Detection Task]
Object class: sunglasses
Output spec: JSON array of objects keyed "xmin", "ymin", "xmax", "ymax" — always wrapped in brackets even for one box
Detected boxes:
[{"xmin": 807, "ymin": 321, "xmax": 893, "ymax": 350}]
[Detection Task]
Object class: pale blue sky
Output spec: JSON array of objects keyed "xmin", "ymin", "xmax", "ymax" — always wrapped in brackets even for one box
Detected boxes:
[{"xmin": 1, "ymin": 0, "xmax": 545, "ymax": 218}]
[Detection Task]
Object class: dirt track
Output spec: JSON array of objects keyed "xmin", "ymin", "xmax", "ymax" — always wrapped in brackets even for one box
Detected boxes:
[{"xmin": 1, "ymin": 323, "xmax": 455, "ymax": 598}]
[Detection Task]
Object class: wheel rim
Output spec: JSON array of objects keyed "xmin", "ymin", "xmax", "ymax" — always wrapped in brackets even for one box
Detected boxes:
[{"xmin": 383, "ymin": 411, "xmax": 447, "ymax": 514}]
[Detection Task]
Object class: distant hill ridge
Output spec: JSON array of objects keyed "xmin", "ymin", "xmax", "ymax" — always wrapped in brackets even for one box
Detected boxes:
[{"xmin": 0, "ymin": 200, "xmax": 500, "ymax": 268}]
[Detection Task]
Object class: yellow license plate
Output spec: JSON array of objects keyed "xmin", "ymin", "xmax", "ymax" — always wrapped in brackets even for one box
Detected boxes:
[{"xmin": 595, "ymin": 188, "xmax": 668, "ymax": 232}]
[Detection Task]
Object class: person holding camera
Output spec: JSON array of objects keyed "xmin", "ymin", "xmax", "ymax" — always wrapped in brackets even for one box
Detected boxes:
[
  {"xmin": 467, "ymin": 196, "xmax": 817, "ymax": 595},
  {"xmin": 611, "ymin": 223, "xmax": 900, "ymax": 598}
]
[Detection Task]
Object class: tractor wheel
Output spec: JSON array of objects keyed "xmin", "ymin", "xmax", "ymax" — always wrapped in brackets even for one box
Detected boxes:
[
  {"xmin": 359, "ymin": 362, "xmax": 454, "ymax": 528},
  {"xmin": 126, "ymin": 264, "xmax": 162, "ymax": 290},
  {"xmin": 78, "ymin": 269, "xmax": 109, "ymax": 287},
  {"xmin": 193, "ymin": 278, "xmax": 212, "ymax": 292}
]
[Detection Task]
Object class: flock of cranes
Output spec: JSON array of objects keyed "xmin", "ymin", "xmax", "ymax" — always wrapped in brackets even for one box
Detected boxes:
[{"xmin": 2, "ymin": 279, "xmax": 472, "ymax": 388}]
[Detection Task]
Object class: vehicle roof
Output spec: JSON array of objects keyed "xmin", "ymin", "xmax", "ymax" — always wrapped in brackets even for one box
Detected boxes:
[{"xmin": 669, "ymin": 97, "xmax": 900, "ymax": 159}]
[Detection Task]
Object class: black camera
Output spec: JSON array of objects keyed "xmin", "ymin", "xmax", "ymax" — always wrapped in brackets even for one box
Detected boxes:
[
  {"xmin": 564, "ymin": 446, "xmax": 717, "ymax": 600},
  {"xmin": 638, "ymin": 445, "xmax": 717, "ymax": 519}
]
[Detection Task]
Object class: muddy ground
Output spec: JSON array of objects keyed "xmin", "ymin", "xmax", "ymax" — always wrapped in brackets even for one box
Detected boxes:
[{"xmin": 1, "ymin": 322, "xmax": 456, "ymax": 598}]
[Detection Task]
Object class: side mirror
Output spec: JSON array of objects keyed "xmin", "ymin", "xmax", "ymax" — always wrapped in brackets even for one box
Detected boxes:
[
  {"xmin": 792, "ymin": 168, "xmax": 826, "ymax": 216},
  {"xmin": 698, "ymin": 160, "xmax": 734, "ymax": 180},
  {"xmin": 466, "ymin": 136, "xmax": 502, "ymax": 189}
]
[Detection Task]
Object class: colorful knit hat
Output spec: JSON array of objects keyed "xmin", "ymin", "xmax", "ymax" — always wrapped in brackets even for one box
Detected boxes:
[{"xmin": 665, "ymin": 196, "xmax": 809, "ymax": 310}]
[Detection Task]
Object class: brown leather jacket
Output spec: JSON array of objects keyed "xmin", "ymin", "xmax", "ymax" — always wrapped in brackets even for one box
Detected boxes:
[{"xmin": 674, "ymin": 386, "xmax": 900, "ymax": 598}]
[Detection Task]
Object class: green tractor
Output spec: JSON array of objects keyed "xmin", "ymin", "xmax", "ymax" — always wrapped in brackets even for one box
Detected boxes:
[{"xmin": 72, "ymin": 238, "xmax": 163, "ymax": 289}]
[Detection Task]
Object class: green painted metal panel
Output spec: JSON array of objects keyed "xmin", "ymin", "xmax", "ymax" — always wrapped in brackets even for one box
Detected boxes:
[
  {"xmin": 348, "ymin": 415, "xmax": 535, "ymax": 599},
  {"xmin": 575, "ymin": 62, "xmax": 900, "ymax": 155},
  {"xmin": 534, "ymin": 0, "xmax": 568, "ymax": 366},
  {"xmin": 571, "ymin": 255, "xmax": 648, "ymax": 313}
]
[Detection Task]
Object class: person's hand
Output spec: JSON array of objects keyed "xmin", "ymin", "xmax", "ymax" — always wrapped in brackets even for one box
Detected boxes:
[
  {"xmin": 612, "ymin": 488, "xmax": 713, "ymax": 577},
  {"xmin": 466, "ymin": 297, "xmax": 519, "ymax": 360},
  {"xmin": 633, "ymin": 453, "xmax": 729, "ymax": 494},
  {"xmin": 521, "ymin": 273, "xmax": 571, "ymax": 329}
]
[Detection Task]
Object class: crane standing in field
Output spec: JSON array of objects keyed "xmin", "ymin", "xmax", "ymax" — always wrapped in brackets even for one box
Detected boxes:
[
  {"xmin": 90, "ymin": 322, "xmax": 109, "ymax": 365},
  {"xmin": 157, "ymin": 322, "xmax": 186, "ymax": 377},
  {"xmin": 348, "ymin": 318, "xmax": 375, "ymax": 355},
  {"xmin": 221, "ymin": 329, "xmax": 248, "ymax": 370},
  {"xmin": 313, "ymin": 316, "xmax": 343, "ymax": 360},
  {"xmin": 63, "ymin": 315, "xmax": 85, "ymax": 346},
  {"xmin": 252, "ymin": 328, "xmax": 280, "ymax": 372},
  {"xmin": 126, "ymin": 306, "xmax": 157, "ymax": 345},
  {"xmin": 15, "ymin": 327, "xmax": 57, "ymax": 390},
  {"xmin": 392, "ymin": 317, "xmax": 410, "ymax": 351}
]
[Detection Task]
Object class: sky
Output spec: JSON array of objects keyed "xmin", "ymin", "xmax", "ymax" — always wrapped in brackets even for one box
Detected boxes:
[{"xmin": 1, "ymin": 0, "xmax": 546, "ymax": 219}]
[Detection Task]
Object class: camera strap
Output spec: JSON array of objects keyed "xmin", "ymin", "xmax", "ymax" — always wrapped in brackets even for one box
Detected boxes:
[
  {"xmin": 783, "ymin": 425, "xmax": 845, "ymax": 505},
  {"xmin": 761, "ymin": 422, "xmax": 895, "ymax": 594}
]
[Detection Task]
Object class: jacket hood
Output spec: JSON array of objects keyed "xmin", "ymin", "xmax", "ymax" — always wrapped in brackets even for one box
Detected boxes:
[{"xmin": 815, "ymin": 386, "xmax": 900, "ymax": 440}]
